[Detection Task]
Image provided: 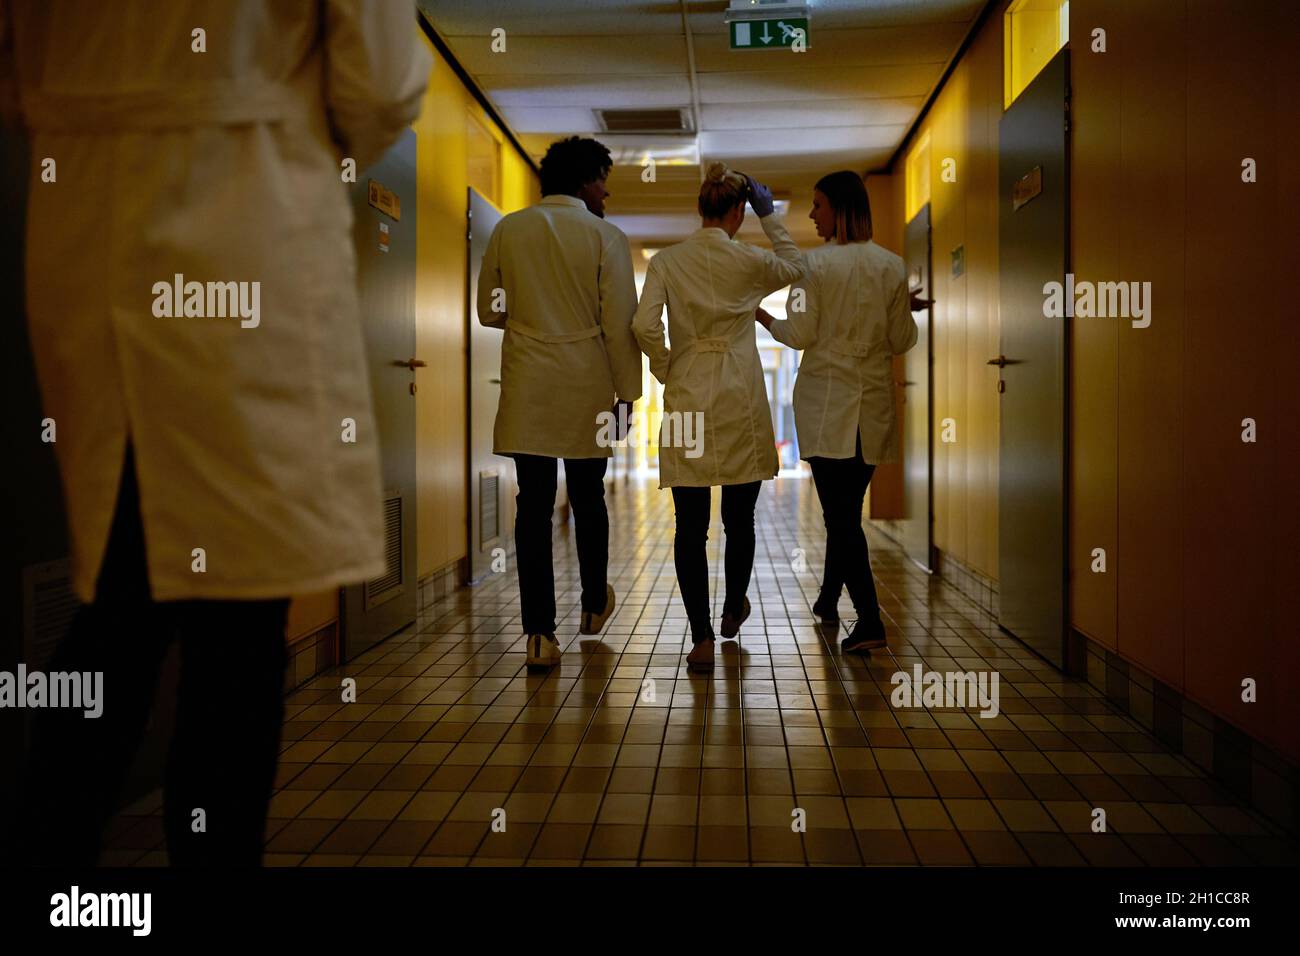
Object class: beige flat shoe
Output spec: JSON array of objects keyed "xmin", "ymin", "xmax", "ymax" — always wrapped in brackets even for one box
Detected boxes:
[
  {"xmin": 719, "ymin": 597, "xmax": 751, "ymax": 640},
  {"xmin": 579, "ymin": 584, "xmax": 616, "ymax": 635},
  {"xmin": 525, "ymin": 633, "xmax": 562, "ymax": 669},
  {"xmin": 687, "ymin": 638, "xmax": 715, "ymax": 671}
]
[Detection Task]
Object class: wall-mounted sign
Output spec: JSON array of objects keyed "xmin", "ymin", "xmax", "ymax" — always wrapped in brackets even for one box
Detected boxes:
[
  {"xmin": 951, "ymin": 244, "xmax": 966, "ymax": 278},
  {"xmin": 730, "ymin": 16, "xmax": 809, "ymax": 49},
  {"xmin": 1012, "ymin": 165, "xmax": 1042, "ymax": 211},
  {"xmin": 368, "ymin": 179, "xmax": 401, "ymax": 220}
]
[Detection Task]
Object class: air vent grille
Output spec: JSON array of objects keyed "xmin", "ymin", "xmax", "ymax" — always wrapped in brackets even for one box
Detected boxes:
[
  {"xmin": 596, "ymin": 108, "xmax": 692, "ymax": 133},
  {"xmin": 479, "ymin": 472, "xmax": 500, "ymax": 548},
  {"xmin": 23, "ymin": 559, "xmax": 79, "ymax": 672},
  {"xmin": 365, "ymin": 494, "xmax": 403, "ymax": 607}
]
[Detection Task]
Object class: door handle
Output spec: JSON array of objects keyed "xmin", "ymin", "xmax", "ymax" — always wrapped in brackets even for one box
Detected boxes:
[
  {"xmin": 898, "ymin": 380, "xmax": 918, "ymax": 386},
  {"xmin": 488, "ymin": 378, "xmax": 501, "ymax": 385},
  {"xmin": 394, "ymin": 358, "xmax": 427, "ymax": 370},
  {"xmin": 986, "ymin": 355, "xmax": 1021, "ymax": 367}
]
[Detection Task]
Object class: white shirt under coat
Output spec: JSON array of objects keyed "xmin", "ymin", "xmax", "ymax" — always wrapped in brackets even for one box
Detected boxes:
[
  {"xmin": 633, "ymin": 214, "xmax": 803, "ymax": 488},
  {"xmin": 767, "ymin": 240, "xmax": 918, "ymax": 463}
]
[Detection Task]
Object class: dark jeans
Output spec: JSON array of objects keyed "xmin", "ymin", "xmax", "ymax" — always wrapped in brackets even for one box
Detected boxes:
[
  {"xmin": 670, "ymin": 481, "xmax": 762, "ymax": 643},
  {"xmin": 808, "ymin": 436, "xmax": 885, "ymax": 637},
  {"xmin": 20, "ymin": 449, "xmax": 289, "ymax": 867},
  {"xmin": 511, "ymin": 454, "xmax": 609, "ymax": 635}
]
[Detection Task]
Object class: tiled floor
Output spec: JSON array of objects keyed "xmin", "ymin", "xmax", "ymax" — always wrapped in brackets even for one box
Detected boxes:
[{"xmin": 107, "ymin": 475, "xmax": 1299, "ymax": 866}]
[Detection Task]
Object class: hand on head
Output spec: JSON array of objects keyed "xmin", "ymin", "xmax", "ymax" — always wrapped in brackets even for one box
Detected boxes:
[{"xmin": 745, "ymin": 175, "xmax": 775, "ymax": 218}]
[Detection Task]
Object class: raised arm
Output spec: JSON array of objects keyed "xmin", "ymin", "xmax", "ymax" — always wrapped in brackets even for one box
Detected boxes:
[
  {"xmin": 743, "ymin": 175, "xmax": 804, "ymax": 296},
  {"xmin": 752, "ymin": 214, "xmax": 805, "ymax": 297},
  {"xmin": 323, "ymin": 0, "xmax": 431, "ymax": 171},
  {"xmin": 632, "ymin": 259, "xmax": 671, "ymax": 384},
  {"xmin": 600, "ymin": 230, "xmax": 643, "ymax": 402}
]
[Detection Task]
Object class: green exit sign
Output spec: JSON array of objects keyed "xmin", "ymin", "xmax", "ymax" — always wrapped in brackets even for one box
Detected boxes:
[{"xmin": 729, "ymin": 16, "xmax": 809, "ymax": 50}]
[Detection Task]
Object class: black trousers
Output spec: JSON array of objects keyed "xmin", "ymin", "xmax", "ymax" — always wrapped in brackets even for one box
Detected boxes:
[
  {"xmin": 808, "ymin": 436, "xmax": 885, "ymax": 637},
  {"xmin": 671, "ymin": 481, "xmax": 762, "ymax": 642},
  {"xmin": 511, "ymin": 454, "xmax": 609, "ymax": 635},
  {"xmin": 20, "ymin": 449, "xmax": 289, "ymax": 867}
]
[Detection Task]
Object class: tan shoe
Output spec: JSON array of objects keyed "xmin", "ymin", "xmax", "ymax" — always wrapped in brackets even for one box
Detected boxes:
[
  {"xmin": 579, "ymin": 584, "xmax": 616, "ymax": 635},
  {"xmin": 686, "ymin": 638, "xmax": 715, "ymax": 671},
  {"xmin": 525, "ymin": 633, "xmax": 562, "ymax": 669},
  {"xmin": 719, "ymin": 597, "xmax": 751, "ymax": 640}
]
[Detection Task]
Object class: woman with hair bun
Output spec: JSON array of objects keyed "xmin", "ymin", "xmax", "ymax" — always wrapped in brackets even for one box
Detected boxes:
[
  {"xmin": 633, "ymin": 162, "xmax": 803, "ymax": 670},
  {"xmin": 757, "ymin": 170, "xmax": 918, "ymax": 654}
]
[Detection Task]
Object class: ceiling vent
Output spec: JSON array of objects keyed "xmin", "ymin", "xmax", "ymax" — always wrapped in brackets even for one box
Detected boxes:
[{"xmin": 596, "ymin": 108, "xmax": 693, "ymax": 134}]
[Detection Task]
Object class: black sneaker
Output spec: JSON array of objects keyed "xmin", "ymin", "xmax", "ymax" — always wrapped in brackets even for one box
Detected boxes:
[
  {"xmin": 841, "ymin": 620, "xmax": 887, "ymax": 653},
  {"xmin": 812, "ymin": 596, "xmax": 840, "ymax": 623}
]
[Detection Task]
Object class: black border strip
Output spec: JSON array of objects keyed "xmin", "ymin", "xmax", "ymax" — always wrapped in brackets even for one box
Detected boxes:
[
  {"xmin": 874, "ymin": 0, "xmax": 1002, "ymax": 175},
  {"xmin": 416, "ymin": 10, "xmax": 541, "ymax": 177}
]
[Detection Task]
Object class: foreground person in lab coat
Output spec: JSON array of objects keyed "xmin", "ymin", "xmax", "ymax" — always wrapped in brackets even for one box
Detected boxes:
[
  {"xmin": 4, "ymin": 0, "xmax": 430, "ymax": 865},
  {"xmin": 758, "ymin": 171, "xmax": 918, "ymax": 652},
  {"xmin": 477, "ymin": 136, "xmax": 643, "ymax": 669},
  {"xmin": 634, "ymin": 163, "xmax": 803, "ymax": 670}
]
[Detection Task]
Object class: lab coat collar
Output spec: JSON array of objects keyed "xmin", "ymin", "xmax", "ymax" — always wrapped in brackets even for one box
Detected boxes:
[
  {"xmin": 541, "ymin": 194, "xmax": 588, "ymax": 209},
  {"xmin": 691, "ymin": 226, "xmax": 731, "ymax": 242}
]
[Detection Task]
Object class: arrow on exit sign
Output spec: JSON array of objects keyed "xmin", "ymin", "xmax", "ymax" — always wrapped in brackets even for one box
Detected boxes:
[{"xmin": 729, "ymin": 17, "xmax": 810, "ymax": 50}]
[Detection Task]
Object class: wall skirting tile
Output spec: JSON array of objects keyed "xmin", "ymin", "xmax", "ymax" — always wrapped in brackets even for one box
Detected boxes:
[
  {"xmin": 1082, "ymin": 632, "xmax": 1299, "ymax": 835},
  {"xmin": 285, "ymin": 622, "xmax": 337, "ymax": 692},
  {"xmin": 933, "ymin": 548, "xmax": 999, "ymax": 618},
  {"xmin": 418, "ymin": 558, "xmax": 467, "ymax": 612}
]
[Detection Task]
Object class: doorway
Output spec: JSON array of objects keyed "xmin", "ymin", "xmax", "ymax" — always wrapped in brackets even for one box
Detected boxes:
[
  {"xmin": 341, "ymin": 129, "xmax": 419, "ymax": 661},
  {"xmin": 996, "ymin": 48, "xmax": 1070, "ymax": 669},
  {"xmin": 901, "ymin": 203, "xmax": 935, "ymax": 572},
  {"xmin": 466, "ymin": 187, "xmax": 512, "ymax": 584}
]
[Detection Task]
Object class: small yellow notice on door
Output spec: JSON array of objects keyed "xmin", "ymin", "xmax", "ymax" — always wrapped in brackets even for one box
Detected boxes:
[{"xmin": 368, "ymin": 179, "xmax": 401, "ymax": 220}]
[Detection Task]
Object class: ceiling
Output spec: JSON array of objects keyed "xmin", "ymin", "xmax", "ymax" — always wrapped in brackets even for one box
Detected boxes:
[{"xmin": 418, "ymin": 0, "xmax": 986, "ymax": 250}]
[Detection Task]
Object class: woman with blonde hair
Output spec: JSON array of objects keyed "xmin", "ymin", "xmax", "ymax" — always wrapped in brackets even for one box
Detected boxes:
[
  {"xmin": 757, "ymin": 171, "xmax": 917, "ymax": 653},
  {"xmin": 634, "ymin": 162, "xmax": 803, "ymax": 670}
]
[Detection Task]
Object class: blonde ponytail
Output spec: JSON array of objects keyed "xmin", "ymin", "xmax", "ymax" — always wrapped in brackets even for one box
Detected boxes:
[{"xmin": 698, "ymin": 162, "xmax": 748, "ymax": 218}]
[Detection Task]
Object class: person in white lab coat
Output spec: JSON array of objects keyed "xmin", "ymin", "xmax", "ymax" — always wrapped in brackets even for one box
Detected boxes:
[
  {"xmin": 477, "ymin": 136, "xmax": 643, "ymax": 669},
  {"xmin": 4, "ymin": 0, "xmax": 430, "ymax": 865},
  {"xmin": 757, "ymin": 171, "xmax": 918, "ymax": 652},
  {"xmin": 634, "ymin": 163, "xmax": 803, "ymax": 670}
]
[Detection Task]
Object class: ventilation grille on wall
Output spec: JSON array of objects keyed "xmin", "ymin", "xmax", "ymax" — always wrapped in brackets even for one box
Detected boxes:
[
  {"xmin": 365, "ymin": 494, "xmax": 404, "ymax": 609},
  {"xmin": 23, "ymin": 558, "xmax": 80, "ymax": 672},
  {"xmin": 479, "ymin": 471, "xmax": 499, "ymax": 549},
  {"xmin": 596, "ymin": 108, "xmax": 693, "ymax": 134}
]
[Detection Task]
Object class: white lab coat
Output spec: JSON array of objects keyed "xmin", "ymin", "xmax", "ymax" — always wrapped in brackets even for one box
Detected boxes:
[
  {"xmin": 633, "ymin": 215, "xmax": 803, "ymax": 487},
  {"xmin": 767, "ymin": 240, "xmax": 918, "ymax": 462},
  {"xmin": 477, "ymin": 194, "xmax": 643, "ymax": 460},
  {"xmin": 3, "ymin": 0, "xmax": 431, "ymax": 601}
]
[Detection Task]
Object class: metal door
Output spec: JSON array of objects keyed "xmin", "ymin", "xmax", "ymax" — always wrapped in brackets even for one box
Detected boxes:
[
  {"xmin": 901, "ymin": 203, "xmax": 934, "ymax": 571},
  {"xmin": 341, "ymin": 129, "xmax": 419, "ymax": 659},
  {"xmin": 996, "ymin": 49, "xmax": 1069, "ymax": 668},
  {"xmin": 467, "ymin": 187, "xmax": 510, "ymax": 583}
]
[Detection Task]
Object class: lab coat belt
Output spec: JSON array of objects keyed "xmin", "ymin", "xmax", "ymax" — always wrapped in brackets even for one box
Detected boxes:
[
  {"xmin": 687, "ymin": 337, "xmax": 732, "ymax": 354},
  {"xmin": 19, "ymin": 82, "xmax": 310, "ymax": 133},
  {"xmin": 827, "ymin": 339, "xmax": 872, "ymax": 358},
  {"xmin": 507, "ymin": 323, "xmax": 603, "ymax": 345}
]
